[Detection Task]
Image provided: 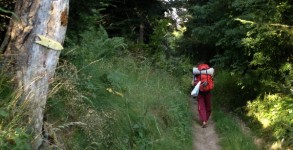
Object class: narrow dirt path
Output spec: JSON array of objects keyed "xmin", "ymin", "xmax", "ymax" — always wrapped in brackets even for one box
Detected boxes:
[{"xmin": 190, "ymin": 97, "xmax": 221, "ymax": 150}]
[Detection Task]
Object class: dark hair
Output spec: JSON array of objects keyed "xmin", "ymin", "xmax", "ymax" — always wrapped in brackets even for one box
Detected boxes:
[{"xmin": 197, "ymin": 60, "xmax": 206, "ymax": 65}]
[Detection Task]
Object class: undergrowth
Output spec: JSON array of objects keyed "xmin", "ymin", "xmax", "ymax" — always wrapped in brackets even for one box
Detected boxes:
[
  {"xmin": 45, "ymin": 26, "xmax": 192, "ymax": 149},
  {"xmin": 47, "ymin": 56, "xmax": 192, "ymax": 149},
  {"xmin": 0, "ymin": 72, "xmax": 31, "ymax": 149},
  {"xmin": 213, "ymin": 69, "xmax": 293, "ymax": 149},
  {"xmin": 246, "ymin": 94, "xmax": 293, "ymax": 149},
  {"xmin": 212, "ymin": 107, "xmax": 259, "ymax": 150}
]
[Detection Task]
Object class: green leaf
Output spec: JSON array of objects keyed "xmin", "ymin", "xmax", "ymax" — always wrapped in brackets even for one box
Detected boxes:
[{"xmin": 0, "ymin": 7, "xmax": 20, "ymax": 21}]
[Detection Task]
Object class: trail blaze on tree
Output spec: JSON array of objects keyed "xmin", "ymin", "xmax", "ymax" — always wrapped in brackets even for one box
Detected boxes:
[{"xmin": 2, "ymin": 0, "xmax": 69, "ymax": 149}]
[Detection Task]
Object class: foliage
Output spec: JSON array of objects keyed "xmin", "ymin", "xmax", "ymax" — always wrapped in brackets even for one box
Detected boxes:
[
  {"xmin": 180, "ymin": 2, "xmax": 293, "ymax": 148},
  {"xmin": 1, "ymin": 0, "xmax": 291, "ymax": 148},
  {"xmin": 0, "ymin": 128, "xmax": 31, "ymax": 150},
  {"xmin": 49, "ymin": 56, "xmax": 193, "ymax": 149},
  {"xmin": 241, "ymin": 24, "xmax": 293, "ymax": 94},
  {"xmin": 73, "ymin": 26, "xmax": 126, "ymax": 67},
  {"xmin": 71, "ymin": 0, "xmax": 167, "ymax": 42},
  {"xmin": 0, "ymin": 0, "xmax": 15, "ymax": 49},
  {"xmin": 46, "ymin": 23, "xmax": 193, "ymax": 149},
  {"xmin": 213, "ymin": 69, "xmax": 293, "ymax": 149},
  {"xmin": 0, "ymin": 7, "xmax": 19, "ymax": 21},
  {"xmin": 212, "ymin": 70, "xmax": 259, "ymax": 110},
  {"xmin": 100, "ymin": 0, "xmax": 166, "ymax": 40},
  {"xmin": 96, "ymin": 57, "xmax": 192, "ymax": 150},
  {"xmin": 67, "ymin": 0, "xmax": 114, "ymax": 45},
  {"xmin": 148, "ymin": 19, "xmax": 172, "ymax": 55},
  {"xmin": 246, "ymin": 94, "xmax": 293, "ymax": 149},
  {"xmin": 180, "ymin": 0, "xmax": 292, "ymax": 93},
  {"xmin": 0, "ymin": 73, "xmax": 31, "ymax": 149}
]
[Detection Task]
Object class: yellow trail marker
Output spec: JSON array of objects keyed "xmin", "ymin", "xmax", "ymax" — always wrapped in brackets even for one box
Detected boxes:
[{"xmin": 35, "ymin": 34, "xmax": 64, "ymax": 50}]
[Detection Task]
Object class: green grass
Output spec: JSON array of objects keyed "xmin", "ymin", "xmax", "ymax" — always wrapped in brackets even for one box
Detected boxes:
[
  {"xmin": 47, "ymin": 55, "xmax": 193, "ymax": 149},
  {"xmin": 0, "ymin": 72, "xmax": 31, "ymax": 149},
  {"xmin": 212, "ymin": 106, "xmax": 260, "ymax": 150},
  {"xmin": 211, "ymin": 70, "xmax": 261, "ymax": 150}
]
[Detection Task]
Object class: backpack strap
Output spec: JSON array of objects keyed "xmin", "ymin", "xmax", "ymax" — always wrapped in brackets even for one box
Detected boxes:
[
  {"xmin": 200, "ymin": 68, "xmax": 202, "ymax": 81},
  {"xmin": 206, "ymin": 69, "xmax": 208, "ymax": 85}
]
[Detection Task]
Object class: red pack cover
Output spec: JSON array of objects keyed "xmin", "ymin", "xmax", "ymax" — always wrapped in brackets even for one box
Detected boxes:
[{"xmin": 195, "ymin": 64, "xmax": 214, "ymax": 92}]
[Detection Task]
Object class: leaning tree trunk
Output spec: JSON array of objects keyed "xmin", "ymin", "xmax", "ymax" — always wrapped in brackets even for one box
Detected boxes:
[{"xmin": 3, "ymin": 0, "xmax": 69, "ymax": 149}]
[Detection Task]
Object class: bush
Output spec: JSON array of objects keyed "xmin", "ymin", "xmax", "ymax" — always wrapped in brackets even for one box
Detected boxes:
[
  {"xmin": 246, "ymin": 94, "xmax": 293, "ymax": 149},
  {"xmin": 212, "ymin": 70, "xmax": 259, "ymax": 111}
]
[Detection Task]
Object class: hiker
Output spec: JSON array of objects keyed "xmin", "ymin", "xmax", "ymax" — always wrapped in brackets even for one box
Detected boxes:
[{"xmin": 192, "ymin": 63, "xmax": 214, "ymax": 128}]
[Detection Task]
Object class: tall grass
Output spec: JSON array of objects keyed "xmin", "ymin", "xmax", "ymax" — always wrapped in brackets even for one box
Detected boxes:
[
  {"xmin": 212, "ymin": 107, "xmax": 259, "ymax": 150},
  {"xmin": 0, "ymin": 72, "xmax": 31, "ymax": 149},
  {"xmin": 47, "ymin": 56, "xmax": 192, "ymax": 149},
  {"xmin": 45, "ymin": 26, "xmax": 192, "ymax": 149}
]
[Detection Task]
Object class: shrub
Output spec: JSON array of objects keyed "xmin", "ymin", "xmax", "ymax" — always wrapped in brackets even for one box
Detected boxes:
[{"xmin": 246, "ymin": 94, "xmax": 293, "ymax": 149}]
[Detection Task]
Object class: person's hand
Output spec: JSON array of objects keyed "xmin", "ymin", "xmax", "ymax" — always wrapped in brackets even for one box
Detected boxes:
[
  {"xmin": 191, "ymin": 81, "xmax": 195, "ymax": 86},
  {"xmin": 202, "ymin": 81, "xmax": 208, "ymax": 87}
]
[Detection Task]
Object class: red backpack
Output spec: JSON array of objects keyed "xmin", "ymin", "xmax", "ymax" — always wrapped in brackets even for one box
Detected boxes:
[{"xmin": 195, "ymin": 64, "xmax": 214, "ymax": 92}]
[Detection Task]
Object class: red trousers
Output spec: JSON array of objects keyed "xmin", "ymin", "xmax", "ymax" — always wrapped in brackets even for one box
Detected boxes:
[{"xmin": 197, "ymin": 93, "xmax": 212, "ymax": 123}]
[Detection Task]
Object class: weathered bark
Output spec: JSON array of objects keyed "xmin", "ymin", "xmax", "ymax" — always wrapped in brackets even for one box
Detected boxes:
[{"xmin": 3, "ymin": 0, "xmax": 69, "ymax": 149}]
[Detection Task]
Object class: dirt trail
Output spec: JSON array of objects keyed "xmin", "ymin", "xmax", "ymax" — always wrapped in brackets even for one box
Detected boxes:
[{"xmin": 190, "ymin": 97, "xmax": 221, "ymax": 150}]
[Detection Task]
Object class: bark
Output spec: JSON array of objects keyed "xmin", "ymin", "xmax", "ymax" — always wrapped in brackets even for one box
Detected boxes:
[{"xmin": 3, "ymin": 0, "xmax": 69, "ymax": 149}]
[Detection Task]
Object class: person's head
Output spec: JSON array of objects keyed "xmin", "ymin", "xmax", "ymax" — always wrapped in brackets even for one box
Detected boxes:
[{"xmin": 197, "ymin": 60, "xmax": 206, "ymax": 65}]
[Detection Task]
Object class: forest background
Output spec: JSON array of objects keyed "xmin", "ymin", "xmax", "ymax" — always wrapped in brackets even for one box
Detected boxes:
[{"xmin": 0, "ymin": 0, "xmax": 292, "ymax": 149}]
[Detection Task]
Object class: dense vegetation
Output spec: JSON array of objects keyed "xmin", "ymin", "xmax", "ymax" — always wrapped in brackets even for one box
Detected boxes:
[
  {"xmin": 0, "ymin": 0, "xmax": 292, "ymax": 149},
  {"xmin": 182, "ymin": 0, "xmax": 292, "ymax": 148}
]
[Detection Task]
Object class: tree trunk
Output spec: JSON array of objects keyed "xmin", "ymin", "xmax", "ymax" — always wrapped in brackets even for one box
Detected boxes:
[
  {"xmin": 3, "ymin": 0, "xmax": 69, "ymax": 149},
  {"xmin": 139, "ymin": 23, "xmax": 144, "ymax": 43}
]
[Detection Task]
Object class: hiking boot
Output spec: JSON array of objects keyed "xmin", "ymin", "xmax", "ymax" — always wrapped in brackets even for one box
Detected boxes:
[{"xmin": 202, "ymin": 121, "xmax": 207, "ymax": 128}]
